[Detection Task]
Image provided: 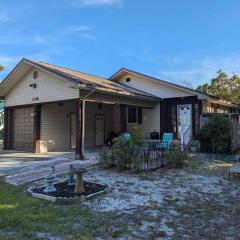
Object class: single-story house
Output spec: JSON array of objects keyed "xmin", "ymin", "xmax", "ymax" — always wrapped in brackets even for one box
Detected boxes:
[{"xmin": 0, "ymin": 58, "xmax": 239, "ymax": 159}]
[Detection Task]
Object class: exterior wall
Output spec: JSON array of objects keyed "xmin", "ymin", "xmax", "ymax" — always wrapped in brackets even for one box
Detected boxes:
[
  {"xmin": 5, "ymin": 69, "xmax": 79, "ymax": 107},
  {"xmin": 40, "ymin": 102, "xmax": 75, "ymax": 151},
  {"xmin": 113, "ymin": 105, "xmax": 121, "ymax": 133},
  {"xmin": 126, "ymin": 104, "xmax": 160, "ymax": 138},
  {"xmin": 113, "ymin": 103, "xmax": 160, "ymax": 138},
  {"xmin": 202, "ymin": 101, "xmax": 231, "ymax": 113},
  {"xmin": 160, "ymin": 96, "xmax": 201, "ymax": 138},
  {"xmin": 84, "ymin": 102, "xmax": 114, "ymax": 148},
  {"xmin": 117, "ymin": 73, "xmax": 194, "ymax": 98}
]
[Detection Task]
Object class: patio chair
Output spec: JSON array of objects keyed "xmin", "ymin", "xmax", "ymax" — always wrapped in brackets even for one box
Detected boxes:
[
  {"xmin": 229, "ymin": 157, "xmax": 240, "ymax": 179},
  {"xmin": 123, "ymin": 132, "xmax": 131, "ymax": 141},
  {"xmin": 156, "ymin": 133, "xmax": 173, "ymax": 149}
]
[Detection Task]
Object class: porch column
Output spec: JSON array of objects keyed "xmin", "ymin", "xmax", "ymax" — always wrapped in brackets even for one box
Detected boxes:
[
  {"xmin": 3, "ymin": 107, "xmax": 12, "ymax": 150},
  {"xmin": 75, "ymin": 100, "xmax": 84, "ymax": 160},
  {"xmin": 82, "ymin": 100, "xmax": 86, "ymax": 156},
  {"xmin": 119, "ymin": 104, "xmax": 127, "ymax": 132},
  {"xmin": 33, "ymin": 104, "xmax": 41, "ymax": 153}
]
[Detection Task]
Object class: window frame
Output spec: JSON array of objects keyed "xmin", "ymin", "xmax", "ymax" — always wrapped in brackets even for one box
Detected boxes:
[{"xmin": 127, "ymin": 106, "xmax": 137, "ymax": 124}]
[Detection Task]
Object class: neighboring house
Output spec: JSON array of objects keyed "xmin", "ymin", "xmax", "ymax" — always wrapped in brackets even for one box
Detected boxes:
[{"xmin": 0, "ymin": 58, "xmax": 239, "ymax": 158}]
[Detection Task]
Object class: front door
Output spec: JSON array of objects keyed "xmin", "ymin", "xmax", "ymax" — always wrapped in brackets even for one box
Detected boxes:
[
  {"xmin": 177, "ymin": 104, "xmax": 192, "ymax": 138},
  {"xmin": 95, "ymin": 114, "xmax": 105, "ymax": 146},
  {"xmin": 70, "ymin": 113, "xmax": 76, "ymax": 149}
]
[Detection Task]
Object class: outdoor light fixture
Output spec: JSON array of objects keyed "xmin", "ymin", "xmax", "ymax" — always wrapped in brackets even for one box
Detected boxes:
[{"xmin": 29, "ymin": 83, "xmax": 37, "ymax": 88}]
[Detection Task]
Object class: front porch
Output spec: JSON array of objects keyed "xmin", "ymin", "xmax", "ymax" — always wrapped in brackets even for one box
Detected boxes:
[{"xmin": 4, "ymin": 92, "xmax": 159, "ymax": 159}]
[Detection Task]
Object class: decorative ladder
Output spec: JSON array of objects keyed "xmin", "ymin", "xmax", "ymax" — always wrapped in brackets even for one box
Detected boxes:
[{"xmin": 180, "ymin": 124, "xmax": 191, "ymax": 151}]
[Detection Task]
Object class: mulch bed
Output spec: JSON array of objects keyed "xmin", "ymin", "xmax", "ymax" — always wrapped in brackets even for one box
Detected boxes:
[{"xmin": 32, "ymin": 181, "xmax": 108, "ymax": 198}]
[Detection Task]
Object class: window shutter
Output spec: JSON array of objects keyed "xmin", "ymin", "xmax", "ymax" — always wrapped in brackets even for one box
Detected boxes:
[{"xmin": 138, "ymin": 107, "xmax": 142, "ymax": 124}]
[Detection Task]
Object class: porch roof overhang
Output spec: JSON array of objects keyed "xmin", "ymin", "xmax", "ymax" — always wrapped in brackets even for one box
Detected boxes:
[
  {"xmin": 0, "ymin": 58, "xmax": 160, "ymax": 107},
  {"xmin": 205, "ymin": 97, "xmax": 240, "ymax": 109}
]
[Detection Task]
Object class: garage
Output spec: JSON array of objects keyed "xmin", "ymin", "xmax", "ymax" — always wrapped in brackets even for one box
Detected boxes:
[{"xmin": 12, "ymin": 107, "xmax": 34, "ymax": 151}]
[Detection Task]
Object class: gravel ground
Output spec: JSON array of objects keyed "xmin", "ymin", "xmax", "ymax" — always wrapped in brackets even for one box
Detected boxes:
[{"xmin": 81, "ymin": 156, "xmax": 240, "ymax": 239}]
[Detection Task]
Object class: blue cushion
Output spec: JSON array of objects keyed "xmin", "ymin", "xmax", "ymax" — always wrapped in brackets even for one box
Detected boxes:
[
  {"xmin": 123, "ymin": 132, "xmax": 131, "ymax": 141},
  {"xmin": 156, "ymin": 133, "xmax": 173, "ymax": 149}
]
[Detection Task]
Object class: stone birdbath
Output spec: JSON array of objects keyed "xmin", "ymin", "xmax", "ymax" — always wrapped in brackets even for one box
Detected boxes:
[
  {"xmin": 44, "ymin": 166, "xmax": 57, "ymax": 193},
  {"xmin": 72, "ymin": 166, "xmax": 87, "ymax": 194}
]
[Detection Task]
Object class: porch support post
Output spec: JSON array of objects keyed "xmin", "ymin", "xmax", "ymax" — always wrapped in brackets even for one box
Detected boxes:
[
  {"xmin": 3, "ymin": 107, "xmax": 12, "ymax": 150},
  {"xmin": 33, "ymin": 104, "xmax": 41, "ymax": 153},
  {"xmin": 75, "ymin": 100, "xmax": 84, "ymax": 160},
  {"xmin": 3, "ymin": 108, "xmax": 8, "ymax": 150},
  {"xmin": 82, "ymin": 100, "xmax": 86, "ymax": 156},
  {"xmin": 119, "ymin": 104, "xmax": 127, "ymax": 132}
]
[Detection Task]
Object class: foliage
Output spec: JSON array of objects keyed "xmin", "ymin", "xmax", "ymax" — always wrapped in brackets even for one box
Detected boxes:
[
  {"xmin": 165, "ymin": 147, "xmax": 188, "ymax": 168},
  {"xmin": 197, "ymin": 70, "xmax": 240, "ymax": 105},
  {"xmin": 197, "ymin": 115, "xmax": 231, "ymax": 154},
  {"xmin": 99, "ymin": 127, "xmax": 143, "ymax": 171},
  {"xmin": 99, "ymin": 146, "xmax": 113, "ymax": 169},
  {"xmin": 0, "ymin": 64, "xmax": 3, "ymax": 71},
  {"xmin": 0, "ymin": 181, "xmax": 129, "ymax": 239}
]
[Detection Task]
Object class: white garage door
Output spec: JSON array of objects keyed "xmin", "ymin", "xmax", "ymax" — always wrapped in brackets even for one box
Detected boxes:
[{"xmin": 12, "ymin": 107, "xmax": 34, "ymax": 151}]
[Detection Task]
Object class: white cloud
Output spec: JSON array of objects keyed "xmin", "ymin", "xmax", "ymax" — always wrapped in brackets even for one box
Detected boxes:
[
  {"xmin": 66, "ymin": 25, "xmax": 91, "ymax": 32},
  {"xmin": 0, "ymin": 12, "xmax": 11, "ymax": 23},
  {"xmin": 72, "ymin": 0, "xmax": 123, "ymax": 7},
  {"xmin": 66, "ymin": 25, "xmax": 95, "ymax": 40},
  {"xmin": 158, "ymin": 55, "xmax": 240, "ymax": 87},
  {"xmin": 33, "ymin": 34, "xmax": 46, "ymax": 44}
]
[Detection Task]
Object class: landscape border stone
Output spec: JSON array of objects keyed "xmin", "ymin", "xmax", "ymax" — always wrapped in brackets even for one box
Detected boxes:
[{"xmin": 27, "ymin": 181, "xmax": 111, "ymax": 204}]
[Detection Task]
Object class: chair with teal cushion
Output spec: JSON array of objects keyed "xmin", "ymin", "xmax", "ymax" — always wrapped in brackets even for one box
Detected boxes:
[
  {"xmin": 156, "ymin": 133, "xmax": 173, "ymax": 149},
  {"xmin": 123, "ymin": 132, "xmax": 131, "ymax": 141}
]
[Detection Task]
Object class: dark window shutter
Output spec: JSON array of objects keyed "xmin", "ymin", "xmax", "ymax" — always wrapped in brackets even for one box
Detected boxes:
[
  {"xmin": 138, "ymin": 107, "xmax": 142, "ymax": 124},
  {"xmin": 120, "ymin": 105, "xmax": 127, "ymax": 132}
]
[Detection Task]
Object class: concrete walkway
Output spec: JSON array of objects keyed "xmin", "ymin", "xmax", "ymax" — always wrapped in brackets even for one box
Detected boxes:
[{"xmin": 0, "ymin": 150, "xmax": 98, "ymax": 185}]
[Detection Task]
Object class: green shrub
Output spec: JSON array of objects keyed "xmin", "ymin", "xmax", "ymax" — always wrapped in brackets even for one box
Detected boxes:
[
  {"xmin": 99, "ymin": 146, "xmax": 113, "ymax": 169},
  {"xmin": 99, "ymin": 127, "xmax": 143, "ymax": 171},
  {"xmin": 165, "ymin": 147, "xmax": 187, "ymax": 168},
  {"xmin": 197, "ymin": 115, "xmax": 231, "ymax": 154}
]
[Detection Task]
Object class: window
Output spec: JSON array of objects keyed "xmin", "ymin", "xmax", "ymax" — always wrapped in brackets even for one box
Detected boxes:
[
  {"xmin": 128, "ymin": 106, "xmax": 137, "ymax": 123},
  {"xmin": 126, "ymin": 77, "xmax": 131, "ymax": 82},
  {"xmin": 33, "ymin": 70, "xmax": 38, "ymax": 79}
]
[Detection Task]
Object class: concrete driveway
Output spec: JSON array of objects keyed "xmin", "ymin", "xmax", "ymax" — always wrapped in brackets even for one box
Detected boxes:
[{"xmin": 0, "ymin": 150, "xmax": 98, "ymax": 185}]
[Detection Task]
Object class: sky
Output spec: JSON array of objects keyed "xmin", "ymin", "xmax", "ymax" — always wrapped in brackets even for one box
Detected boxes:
[{"xmin": 0, "ymin": 0, "xmax": 240, "ymax": 87}]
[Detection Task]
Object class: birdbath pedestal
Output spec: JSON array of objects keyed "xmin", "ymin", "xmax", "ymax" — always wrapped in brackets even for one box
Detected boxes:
[{"xmin": 72, "ymin": 167, "xmax": 86, "ymax": 194}]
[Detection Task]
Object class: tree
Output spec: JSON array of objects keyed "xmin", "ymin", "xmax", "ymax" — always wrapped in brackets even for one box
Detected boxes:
[
  {"xmin": 197, "ymin": 70, "xmax": 240, "ymax": 105},
  {"xmin": 0, "ymin": 64, "xmax": 3, "ymax": 71}
]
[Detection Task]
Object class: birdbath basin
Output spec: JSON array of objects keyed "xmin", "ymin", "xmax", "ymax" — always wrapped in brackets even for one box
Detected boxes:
[{"xmin": 72, "ymin": 167, "xmax": 87, "ymax": 194}]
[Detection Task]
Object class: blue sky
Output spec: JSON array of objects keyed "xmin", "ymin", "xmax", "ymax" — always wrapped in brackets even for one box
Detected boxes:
[{"xmin": 0, "ymin": 0, "xmax": 240, "ymax": 87}]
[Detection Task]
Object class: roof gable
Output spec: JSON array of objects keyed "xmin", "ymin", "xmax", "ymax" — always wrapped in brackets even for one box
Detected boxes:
[
  {"xmin": 110, "ymin": 68, "xmax": 208, "ymax": 99},
  {"xmin": 0, "ymin": 59, "xmax": 159, "ymax": 101}
]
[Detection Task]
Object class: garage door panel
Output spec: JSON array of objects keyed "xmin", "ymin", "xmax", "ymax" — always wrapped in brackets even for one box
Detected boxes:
[{"xmin": 13, "ymin": 107, "xmax": 34, "ymax": 151}]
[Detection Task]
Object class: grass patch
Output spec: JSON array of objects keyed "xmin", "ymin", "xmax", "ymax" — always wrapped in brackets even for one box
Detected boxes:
[{"xmin": 0, "ymin": 181, "xmax": 128, "ymax": 239}]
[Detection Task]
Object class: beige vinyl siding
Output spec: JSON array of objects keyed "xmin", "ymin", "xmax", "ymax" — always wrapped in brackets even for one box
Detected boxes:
[
  {"xmin": 40, "ymin": 102, "xmax": 75, "ymax": 151},
  {"xmin": 118, "ymin": 73, "xmax": 194, "ymax": 98},
  {"xmin": 85, "ymin": 102, "xmax": 114, "ymax": 148},
  {"xmin": 126, "ymin": 103, "xmax": 160, "ymax": 137},
  {"xmin": 5, "ymin": 69, "xmax": 79, "ymax": 107}
]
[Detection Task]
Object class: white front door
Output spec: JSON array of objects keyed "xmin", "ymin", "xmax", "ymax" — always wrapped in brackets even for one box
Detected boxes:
[
  {"xmin": 70, "ymin": 114, "xmax": 76, "ymax": 149},
  {"xmin": 177, "ymin": 104, "xmax": 192, "ymax": 138},
  {"xmin": 95, "ymin": 115, "xmax": 105, "ymax": 146}
]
